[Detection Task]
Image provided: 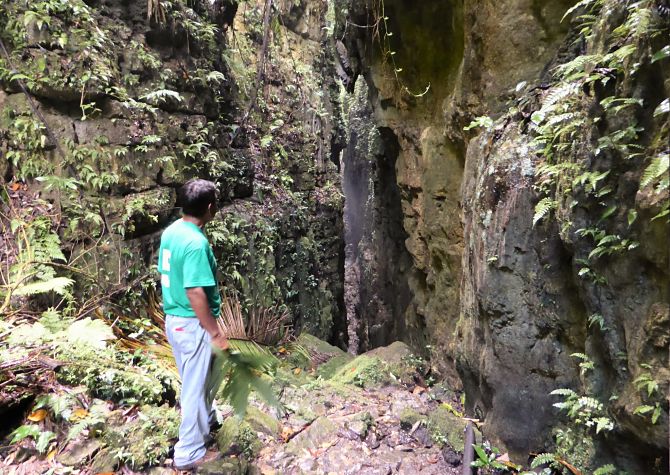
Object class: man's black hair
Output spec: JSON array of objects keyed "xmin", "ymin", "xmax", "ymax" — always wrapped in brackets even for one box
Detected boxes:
[{"xmin": 177, "ymin": 179, "xmax": 218, "ymax": 218}]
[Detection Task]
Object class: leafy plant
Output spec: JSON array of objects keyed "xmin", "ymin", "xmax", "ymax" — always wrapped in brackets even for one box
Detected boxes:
[
  {"xmin": 141, "ymin": 89, "xmax": 183, "ymax": 104},
  {"xmin": 9, "ymin": 425, "xmax": 56, "ymax": 454},
  {"xmin": 551, "ymin": 388, "xmax": 613, "ymax": 434},
  {"xmin": 0, "ymin": 211, "xmax": 75, "ymax": 316},
  {"xmin": 464, "ymin": 115, "xmax": 494, "ymax": 131},
  {"xmin": 211, "ymin": 293, "xmax": 286, "ymax": 417},
  {"xmin": 533, "ymin": 198, "xmax": 557, "ymax": 226},
  {"xmin": 633, "ymin": 371, "xmax": 659, "ymax": 397},
  {"xmin": 471, "ymin": 442, "xmax": 515, "ymax": 471}
]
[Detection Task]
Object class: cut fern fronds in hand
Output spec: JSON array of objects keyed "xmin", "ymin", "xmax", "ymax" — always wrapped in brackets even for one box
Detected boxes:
[
  {"xmin": 211, "ymin": 340, "xmax": 281, "ymax": 418},
  {"xmin": 210, "ymin": 292, "xmax": 287, "ymax": 418}
]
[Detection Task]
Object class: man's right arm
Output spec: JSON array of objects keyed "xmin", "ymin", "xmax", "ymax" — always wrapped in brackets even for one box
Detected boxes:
[{"xmin": 186, "ymin": 287, "xmax": 229, "ymax": 350}]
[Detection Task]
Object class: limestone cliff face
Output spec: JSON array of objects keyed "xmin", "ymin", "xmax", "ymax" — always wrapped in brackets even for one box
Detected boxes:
[
  {"xmin": 337, "ymin": 0, "xmax": 572, "ymax": 371},
  {"xmin": 337, "ymin": 0, "xmax": 668, "ymax": 470}
]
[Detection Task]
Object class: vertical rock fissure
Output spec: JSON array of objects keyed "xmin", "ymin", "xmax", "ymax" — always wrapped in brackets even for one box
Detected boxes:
[{"xmin": 342, "ymin": 78, "xmax": 414, "ymax": 354}]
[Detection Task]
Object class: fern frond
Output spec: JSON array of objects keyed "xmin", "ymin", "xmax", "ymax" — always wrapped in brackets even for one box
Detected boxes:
[
  {"xmin": 546, "ymin": 112, "xmax": 579, "ymax": 127},
  {"xmin": 530, "ymin": 452, "xmax": 558, "ymax": 468},
  {"xmin": 12, "ymin": 276, "xmax": 74, "ymax": 296},
  {"xmin": 550, "ymin": 388, "xmax": 578, "ymax": 397},
  {"xmin": 593, "ymin": 464, "xmax": 617, "ymax": 475},
  {"xmin": 640, "ymin": 153, "xmax": 669, "ymax": 188},
  {"xmin": 543, "ymin": 82, "xmax": 581, "ymax": 110},
  {"xmin": 533, "ymin": 198, "xmax": 557, "ymax": 226},
  {"xmin": 561, "ymin": 0, "xmax": 603, "ymax": 22},
  {"xmin": 554, "ymin": 56, "xmax": 600, "ymax": 79},
  {"xmin": 212, "ymin": 345, "xmax": 282, "ymax": 418},
  {"xmin": 141, "ymin": 89, "xmax": 183, "ymax": 104}
]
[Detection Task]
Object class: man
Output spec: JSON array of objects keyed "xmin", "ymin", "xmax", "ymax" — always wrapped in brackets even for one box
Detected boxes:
[{"xmin": 158, "ymin": 178, "xmax": 229, "ymax": 470}]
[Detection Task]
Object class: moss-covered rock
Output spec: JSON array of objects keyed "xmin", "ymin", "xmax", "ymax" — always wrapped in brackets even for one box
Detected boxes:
[
  {"xmin": 399, "ymin": 407, "xmax": 425, "ymax": 431},
  {"xmin": 329, "ymin": 355, "xmax": 390, "ymax": 388},
  {"xmin": 90, "ymin": 447, "xmax": 116, "ymax": 473},
  {"xmin": 101, "ymin": 405, "xmax": 179, "ymax": 469},
  {"xmin": 196, "ymin": 457, "xmax": 250, "ymax": 475},
  {"xmin": 216, "ymin": 407, "xmax": 279, "ymax": 458},
  {"xmin": 244, "ymin": 406, "xmax": 281, "ymax": 436},
  {"xmin": 297, "ymin": 332, "xmax": 347, "ymax": 357},
  {"xmin": 345, "ymin": 411, "xmax": 373, "ymax": 438},
  {"xmin": 288, "ymin": 333, "xmax": 352, "ymax": 376},
  {"xmin": 285, "ymin": 416, "xmax": 338, "ymax": 455},
  {"xmin": 426, "ymin": 405, "xmax": 476, "ymax": 452},
  {"xmin": 367, "ymin": 341, "xmax": 413, "ymax": 365},
  {"xmin": 315, "ymin": 353, "xmax": 354, "ymax": 379}
]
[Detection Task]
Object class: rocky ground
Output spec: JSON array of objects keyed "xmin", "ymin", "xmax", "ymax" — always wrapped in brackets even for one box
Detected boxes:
[{"xmin": 0, "ymin": 334, "xmax": 479, "ymax": 475}]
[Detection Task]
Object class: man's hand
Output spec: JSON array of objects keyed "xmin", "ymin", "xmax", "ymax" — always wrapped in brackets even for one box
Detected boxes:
[
  {"xmin": 212, "ymin": 334, "xmax": 229, "ymax": 351},
  {"xmin": 186, "ymin": 286, "xmax": 228, "ymax": 351}
]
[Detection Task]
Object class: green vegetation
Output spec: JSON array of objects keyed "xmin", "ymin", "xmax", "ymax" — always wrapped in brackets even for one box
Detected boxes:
[
  {"xmin": 521, "ymin": 2, "xmax": 668, "ymax": 470},
  {"xmin": 530, "ymin": 0, "xmax": 669, "ymax": 238},
  {"xmin": 0, "ymin": 0, "xmax": 666, "ymax": 473}
]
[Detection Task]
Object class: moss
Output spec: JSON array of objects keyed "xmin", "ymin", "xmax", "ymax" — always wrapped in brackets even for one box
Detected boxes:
[
  {"xmin": 217, "ymin": 418, "xmax": 262, "ymax": 459},
  {"xmin": 197, "ymin": 457, "xmax": 249, "ymax": 474},
  {"xmin": 216, "ymin": 406, "xmax": 279, "ymax": 458},
  {"xmin": 316, "ymin": 354, "xmax": 354, "ymax": 379},
  {"xmin": 329, "ymin": 355, "xmax": 390, "ymax": 388},
  {"xmin": 346, "ymin": 412, "xmax": 373, "ymax": 438},
  {"xmin": 297, "ymin": 333, "xmax": 347, "ymax": 357},
  {"xmin": 426, "ymin": 405, "xmax": 471, "ymax": 452},
  {"xmin": 399, "ymin": 407, "xmax": 425, "ymax": 430},
  {"xmin": 244, "ymin": 406, "xmax": 280, "ymax": 436},
  {"xmin": 101, "ymin": 405, "xmax": 179, "ymax": 469},
  {"xmin": 285, "ymin": 416, "xmax": 338, "ymax": 455},
  {"xmin": 367, "ymin": 341, "xmax": 413, "ymax": 365}
]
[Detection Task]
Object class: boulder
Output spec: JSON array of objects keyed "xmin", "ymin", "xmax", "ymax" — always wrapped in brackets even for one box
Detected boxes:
[
  {"xmin": 366, "ymin": 341, "xmax": 413, "ymax": 365},
  {"xmin": 216, "ymin": 407, "xmax": 279, "ymax": 458},
  {"xmin": 285, "ymin": 416, "xmax": 338, "ymax": 455},
  {"xmin": 196, "ymin": 457, "xmax": 249, "ymax": 475},
  {"xmin": 426, "ymin": 405, "xmax": 472, "ymax": 452},
  {"xmin": 57, "ymin": 439, "xmax": 101, "ymax": 467},
  {"xmin": 328, "ymin": 355, "xmax": 390, "ymax": 388}
]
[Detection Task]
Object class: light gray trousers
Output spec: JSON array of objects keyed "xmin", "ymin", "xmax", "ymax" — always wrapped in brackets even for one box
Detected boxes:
[{"xmin": 166, "ymin": 315, "xmax": 222, "ymax": 466}]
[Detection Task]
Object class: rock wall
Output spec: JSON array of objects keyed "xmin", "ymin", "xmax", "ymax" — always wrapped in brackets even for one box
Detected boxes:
[
  {"xmin": 342, "ymin": 77, "xmax": 414, "ymax": 353},
  {"xmin": 457, "ymin": 2, "xmax": 670, "ymax": 468},
  {"xmin": 337, "ymin": 0, "xmax": 573, "ymax": 370},
  {"xmin": 0, "ymin": 0, "xmax": 346, "ymax": 343},
  {"xmin": 337, "ymin": 0, "xmax": 669, "ymax": 470}
]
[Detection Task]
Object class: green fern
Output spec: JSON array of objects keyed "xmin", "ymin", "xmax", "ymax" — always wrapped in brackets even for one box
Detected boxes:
[
  {"xmin": 561, "ymin": 0, "xmax": 604, "ymax": 23},
  {"xmin": 541, "ymin": 82, "xmax": 581, "ymax": 111},
  {"xmin": 613, "ymin": 1, "xmax": 654, "ymax": 41},
  {"xmin": 554, "ymin": 55, "xmax": 601, "ymax": 79},
  {"xmin": 587, "ymin": 313, "xmax": 607, "ymax": 331},
  {"xmin": 212, "ymin": 342, "xmax": 281, "ymax": 418},
  {"xmin": 593, "ymin": 464, "xmax": 617, "ymax": 475},
  {"xmin": 530, "ymin": 452, "xmax": 559, "ymax": 468},
  {"xmin": 533, "ymin": 198, "xmax": 557, "ymax": 226},
  {"xmin": 550, "ymin": 388, "xmax": 578, "ymax": 398},
  {"xmin": 12, "ymin": 277, "xmax": 74, "ymax": 297},
  {"xmin": 640, "ymin": 153, "xmax": 669, "ymax": 189},
  {"xmin": 141, "ymin": 89, "xmax": 183, "ymax": 104}
]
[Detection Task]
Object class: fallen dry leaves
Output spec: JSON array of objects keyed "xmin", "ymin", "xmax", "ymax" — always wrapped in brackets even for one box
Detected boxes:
[{"xmin": 27, "ymin": 409, "xmax": 47, "ymax": 422}]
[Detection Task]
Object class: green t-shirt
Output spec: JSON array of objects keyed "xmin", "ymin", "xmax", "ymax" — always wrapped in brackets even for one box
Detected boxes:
[{"xmin": 158, "ymin": 219, "xmax": 221, "ymax": 317}]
